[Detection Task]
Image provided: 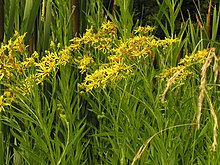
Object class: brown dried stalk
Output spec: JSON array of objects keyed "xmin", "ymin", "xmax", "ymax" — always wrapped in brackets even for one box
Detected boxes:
[
  {"xmin": 197, "ymin": 48, "xmax": 215, "ymax": 129},
  {"xmin": 196, "ymin": 14, "xmax": 204, "ymax": 31},
  {"xmin": 205, "ymin": 91, "xmax": 218, "ymax": 151},
  {"xmin": 206, "ymin": 0, "xmax": 212, "ymax": 39},
  {"xmin": 213, "ymin": 55, "xmax": 218, "ymax": 83},
  {"xmin": 72, "ymin": 0, "xmax": 80, "ymax": 36}
]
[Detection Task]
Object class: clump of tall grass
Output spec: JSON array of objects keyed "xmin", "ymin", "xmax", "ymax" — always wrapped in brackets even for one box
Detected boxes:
[
  {"xmin": 1, "ymin": 0, "xmax": 220, "ymax": 164},
  {"xmin": 0, "ymin": 31, "xmax": 87, "ymax": 164},
  {"xmin": 1, "ymin": 17, "xmax": 220, "ymax": 163}
]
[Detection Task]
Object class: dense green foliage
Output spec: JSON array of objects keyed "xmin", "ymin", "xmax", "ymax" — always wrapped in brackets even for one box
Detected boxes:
[{"xmin": 1, "ymin": 0, "xmax": 220, "ymax": 164}]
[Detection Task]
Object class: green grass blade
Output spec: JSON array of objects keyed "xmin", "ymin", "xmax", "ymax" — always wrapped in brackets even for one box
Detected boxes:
[{"xmin": 43, "ymin": 0, "xmax": 52, "ymax": 51}]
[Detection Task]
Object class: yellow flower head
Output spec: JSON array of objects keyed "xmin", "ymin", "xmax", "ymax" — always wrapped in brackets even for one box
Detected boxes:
[{"xmin": 134, "ymin": 26, "xmax": 155, "ymax": 35}]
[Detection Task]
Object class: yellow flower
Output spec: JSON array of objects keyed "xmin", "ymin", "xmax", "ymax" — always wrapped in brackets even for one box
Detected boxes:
[
  {"xmin": 50, "ymin": 41, "xmax": 55, "ymax": 48},
  {"xmin": 0, "ymin": 95, "xmax": 4, "ymax": 111},
  {"xmin": 158, "ymin": 37, "xmax": 179, "ymax": 47},
  {"xmin": 0, "ymin": 94, "xmax": 12, "ymax": 112},
  {"xmin": 70, "ymin": 37, "xmax": 82, "ymax": 50},
  {"xmin": 10, "ymin": 31, "xmax": 27, "ymax": 53},
  {"xmin": 100, "ymin": 21, "xmax": 118, "ymax": 36},
  {"xmin": 79, "ymin": 62, "xmax": 132, "ymax": 92},
  {"xmin": 75, "ymin": 56, "xmax": 94, "ymax": 73},
  {"xmin": 22, "ymin": 57, "xmax": 35, "ymax": 66},
  {"xmin": 178, "ymin": 49, "xmax": 209, "ymax": 66},
  {"xmin": 134, "ymin": 26, "xmax": 155, "ymax": 35},
  {"xmin": 58, "ymin": 47, "xmax": 72, "ymax": 65},
  {"xmin": 4, "ymin": 91, "xmax": 11, "ymax": 97}
]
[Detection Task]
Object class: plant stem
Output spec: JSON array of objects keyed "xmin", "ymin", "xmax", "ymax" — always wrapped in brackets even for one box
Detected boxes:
[
  {"xmin": 206, "ymin": 0, "xmax": 212, "ymax": 39},
  {"xmin": 72, "ymin": 0, "xmax": 80, "ymax": 36},
  {"xmin": 0, "ymin": 0, "xmax": 4, "ymax": 42},
  {"xmin": 0, "ymin": 85, "xmax": 4, "ymax": 165},
  {"xmin": 0, "ymin": 115, "xmax": 3, "ymax": 165}
]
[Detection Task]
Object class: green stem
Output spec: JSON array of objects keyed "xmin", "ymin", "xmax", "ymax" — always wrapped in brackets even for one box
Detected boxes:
[
  {"xmin": 0, "ymin": 85, "xmax": 4, "ymax": 165},
  {"xmin": 0, "ymin": 116, "xmax": 3, "ymax": 165},
  {"xmin": 0, "ymin": 0, "xmax": 4, "ymax": 42}
]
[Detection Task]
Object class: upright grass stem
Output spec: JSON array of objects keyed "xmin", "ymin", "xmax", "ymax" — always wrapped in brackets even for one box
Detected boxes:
[
  {"xmin": 0, "ymin": 112, "xmax": 3, "ymax": 165},
  {"xmin": 0, "ymin": 84, "xmax": 3, "ymax": 164},
  {"xmin": 1, "ymin": 1, "xmax": 220, "ymax": 163},
  {"xmin": 206, "ymin": 0, "xmax": 212, "ymax": 39},
  {"xmin": 0, "ymin": 0, "xmax": 4, "ymax": 42},
  {"xmin": 72, "ymin": 0, "xmax": 80, "ymax": 36}
]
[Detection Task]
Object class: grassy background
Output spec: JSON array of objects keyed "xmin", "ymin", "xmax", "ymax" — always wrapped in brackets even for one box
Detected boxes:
[{"xmin": 0, "ymin": 0, "xmax": 220, "ymax": 164}]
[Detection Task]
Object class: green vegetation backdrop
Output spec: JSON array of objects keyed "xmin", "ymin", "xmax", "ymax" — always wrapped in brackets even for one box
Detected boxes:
[{"xmin": 0, "ymin": 0, "xmax": 220, "ymax": 164}]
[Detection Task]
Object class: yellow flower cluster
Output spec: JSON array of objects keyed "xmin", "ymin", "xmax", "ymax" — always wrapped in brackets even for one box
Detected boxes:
[
  {"xmin": 112, "ymin": 36, "xmax": 154, "ymax": 60},
  {"xmin": 0, "ymin": 33, "xmax": 73, "ymax": 110},
  {"xmin": 0, "ymin": 22, "xmax": 180, "ymax": 102},
  {"xmin": 35, "ymin": 47, "xmax": 72, "ymax": 84},
  {"xmin": 71, "ymin": 22, "xmax": 179, "ymax": 92},
  {"xmin": 5, "ymin": 31, "xmax": 27, "ymax": 54},
  {"xmin": 74, "ymin": 56, "xmax": 94, "ymax": 73},
  {"xmin": 79, "ymin": 62, "xmax": 131, "ymax": 92},
  {"xmin": 112, "ymin": 36, "xmax": 178, "ymax": 62},
  {"xmin": 159, "ymin": 65, "xmax": 193, "ymax": 85},
  {"xmin": 134, "ymin": 26, "xmax": 155, "ymax": 35},
  {"xmin": 70, "ymin": 21, "xmax": 117, "ymax": 53},
  {"xmin": 178, "ymin": 49, "xmax": 210, "ymax": 65},
  {"xmin": 160, "ymin": 49, "xmax": 211, "ymax": 85},
  {"xmin": 0, "ymin": 91, "xmax": 15, "ymax": 112}
]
